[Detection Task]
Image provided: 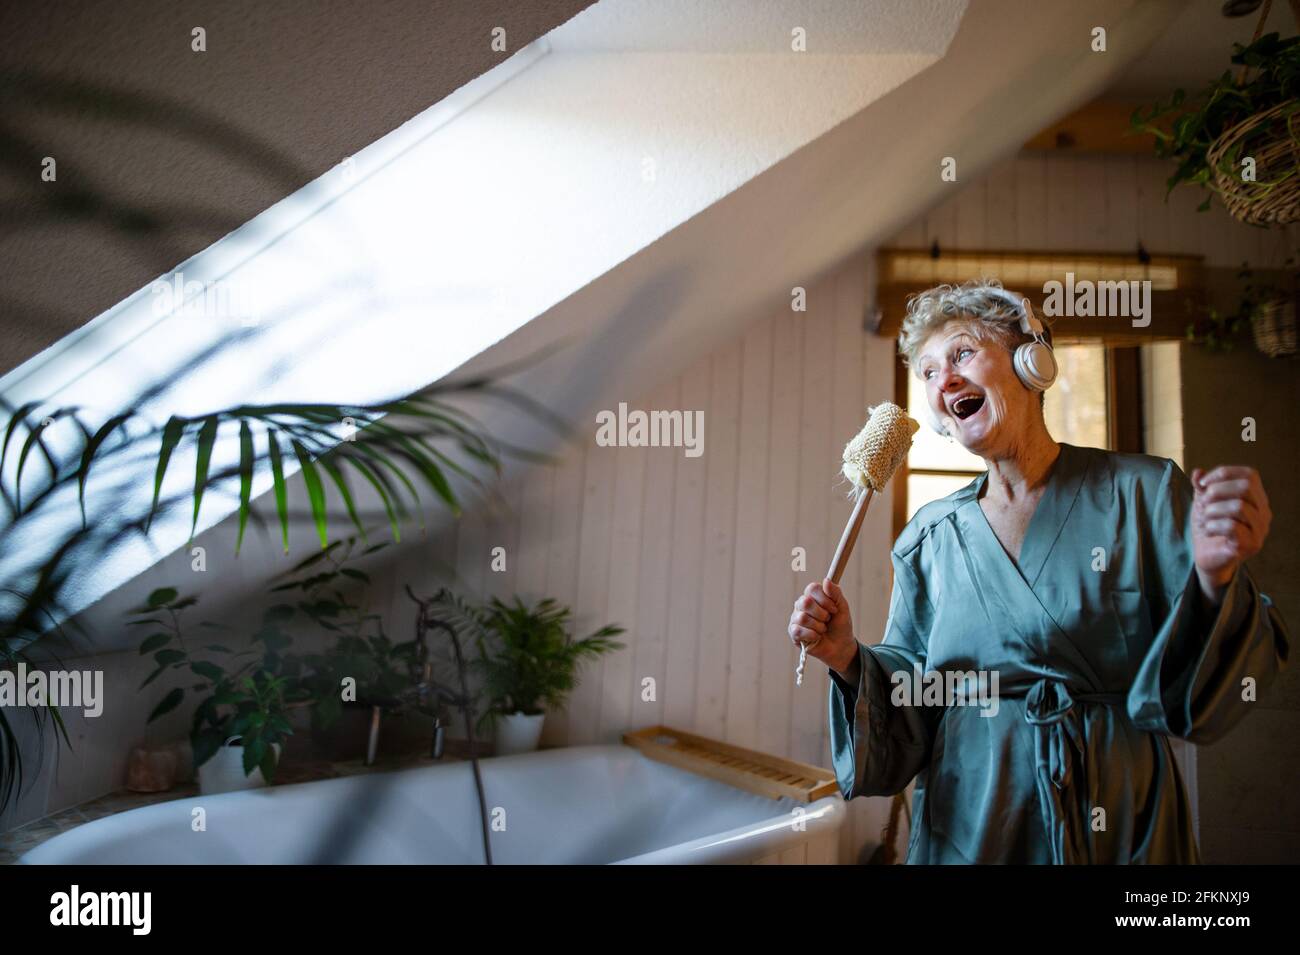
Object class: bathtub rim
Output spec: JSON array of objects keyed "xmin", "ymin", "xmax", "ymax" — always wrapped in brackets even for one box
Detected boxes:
[{"xmin": 16, "ymin": 742, "xmax": 844, "ymax": 865}]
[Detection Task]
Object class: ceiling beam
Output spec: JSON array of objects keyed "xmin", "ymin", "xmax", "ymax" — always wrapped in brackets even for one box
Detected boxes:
[{"xmin": 1022, "ymin": 97, "xmax": 1166, "ymax": 155}]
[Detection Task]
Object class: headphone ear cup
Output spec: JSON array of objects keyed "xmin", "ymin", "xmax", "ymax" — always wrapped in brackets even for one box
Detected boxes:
[{"xmin": 1014, "ymin": 341, "xmax": 1058, "ymax": 392}]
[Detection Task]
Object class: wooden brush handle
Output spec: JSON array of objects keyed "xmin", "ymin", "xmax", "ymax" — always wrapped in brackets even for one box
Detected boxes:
[{"xmin": 826, "ymin": 488, "xmax": 874, "ymax": 585}]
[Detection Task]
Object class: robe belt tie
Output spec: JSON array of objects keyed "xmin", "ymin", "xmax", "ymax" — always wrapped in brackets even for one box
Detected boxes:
[{"xmin": 1001, "ymin": 678, "xmax": 1125, "ymax": 865}]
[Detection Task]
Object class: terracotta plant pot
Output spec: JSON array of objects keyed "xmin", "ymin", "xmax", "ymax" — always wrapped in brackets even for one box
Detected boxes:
[{"xmin": 125, "ymin": 746, "xmax": 178, "ymax": 793}]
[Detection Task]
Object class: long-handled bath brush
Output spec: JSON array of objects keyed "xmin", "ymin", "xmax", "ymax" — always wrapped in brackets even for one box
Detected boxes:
[{"xmin": 796, "ymin": 401, "xmax": 920, "ymax": 686}]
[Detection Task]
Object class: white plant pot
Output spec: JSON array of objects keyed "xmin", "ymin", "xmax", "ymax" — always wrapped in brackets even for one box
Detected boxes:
[
  {"xmin": 197, "ymin": 739, "xmax": 283, "ymax": 795},
  {"xmin": 493, "ymin": 711, "xmax": 545, "ymax": 756}
]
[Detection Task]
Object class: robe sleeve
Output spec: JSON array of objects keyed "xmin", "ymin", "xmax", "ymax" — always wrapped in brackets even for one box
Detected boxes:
[
  {"xmin": 1126, "ymin": 458, "xmax": 1291, "ymax": 744},
  {"xmin": 827, "ymin": 548, "xmax": 943, "ymax": 799}
]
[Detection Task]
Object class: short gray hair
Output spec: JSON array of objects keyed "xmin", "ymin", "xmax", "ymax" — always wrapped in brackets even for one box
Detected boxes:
[
  {"xmin": 897, "ymin": 277, "xmax": 1053, "ymax": 370},
  {"xmin": 898, "ymin": 278, "xmax": 1053, "ymax": 418}
]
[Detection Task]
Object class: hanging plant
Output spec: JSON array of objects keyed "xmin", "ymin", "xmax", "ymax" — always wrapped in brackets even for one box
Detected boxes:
[
  {"xmin": 1187, "ymin": 259, "xmax": 1299, "ymax": 354},
  {"xmin": 1130, "ymin": 26, "xmax": 1300, "ymax": 223}
]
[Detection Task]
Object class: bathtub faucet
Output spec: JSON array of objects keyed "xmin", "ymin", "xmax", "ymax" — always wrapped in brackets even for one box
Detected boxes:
[
  {"xmin": 404, "ymin": 586, "xmax": 494, "ymax": 866},
  {"xmin": 402, "ymin": 586, "xmax": 482, "ymax": 761}
]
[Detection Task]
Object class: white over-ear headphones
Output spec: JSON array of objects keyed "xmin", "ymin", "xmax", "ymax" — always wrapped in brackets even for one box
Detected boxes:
[{"xmin": 986, "ymin": 288, "xmax": 1058, "ymax": 392}]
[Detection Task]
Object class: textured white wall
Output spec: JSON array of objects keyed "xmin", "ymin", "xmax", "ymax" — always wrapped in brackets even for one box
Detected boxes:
[
  {"xmin": 1, "ymin": 1, "xmax": 965, "ymax": 631},
  {"xmin": 336, "ymin": 249, "xmax": 897, "ymax": 865},
  {"xmin": 0, "ymin": 0, "xmax": 600, "ymax": 374}
]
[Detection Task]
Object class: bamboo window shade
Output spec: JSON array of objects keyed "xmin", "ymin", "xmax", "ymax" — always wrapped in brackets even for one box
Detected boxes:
[{"xmin": 872, "ymin": 248, "xmax": 1206, "ymax": 345}]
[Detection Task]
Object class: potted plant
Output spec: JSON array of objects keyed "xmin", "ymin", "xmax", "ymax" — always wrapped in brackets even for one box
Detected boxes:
[
  {"xmin": 0, "ymin": 353, "xmax": 555, "ymax": 813},
  {"xmin": 272, "ymin": 539, "xmax": 425, "ymax": 760},
  {"xmin": 191, "ymin": 671, "xmax": 294, "ymax": 795},
  {"xmin": 468, "ymin": 596, "xmax": 624, "ymax": 755},
  {"xmin": 1241, "ymin": 256, "xmax": 1299, "ymax": 356},
  {"xmin": 1130, "ymin": 28, "xmax": 1300, "ymax": 224},
  {"xmin": 1187, "ymin": 298, "xmax": 1253, "ymax": 351},
  {"xmin": 134, "ymin": 587, "xmax": 304, "ymax": 794},
  {"xmin": 1188, "ymin": 261, "xmax": 1298, "ymax": 355}
]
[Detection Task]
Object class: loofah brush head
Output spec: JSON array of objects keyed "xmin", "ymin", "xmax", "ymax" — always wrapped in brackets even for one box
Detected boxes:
[{"xmin": 842, "ymin": 402, "xmax": 920, "ymax": 492}]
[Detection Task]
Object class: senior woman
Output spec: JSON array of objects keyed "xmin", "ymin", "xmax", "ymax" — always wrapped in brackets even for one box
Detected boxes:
[{"xmin": 788, "ymin": 279, "xmax": 1290, "ymax": 864}]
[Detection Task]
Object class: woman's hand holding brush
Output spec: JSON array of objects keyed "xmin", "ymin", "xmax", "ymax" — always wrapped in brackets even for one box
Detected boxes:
[
  {"xmin": 788, "ymin": 401, "xmax": 918, "ymax": 686},
  {"xmin": 788, "ymin": 579, "xmax": 858, "ymax": 676}
]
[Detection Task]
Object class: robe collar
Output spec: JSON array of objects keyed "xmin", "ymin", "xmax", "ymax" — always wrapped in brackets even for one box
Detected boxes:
[{"xmin": 962, "ymin": 441, "xmax": 1089, "ymax": 590}]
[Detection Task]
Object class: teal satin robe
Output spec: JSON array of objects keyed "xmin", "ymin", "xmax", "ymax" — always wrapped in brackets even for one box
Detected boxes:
[{"xmin": 828, "ymin": 442, "xmax": 1290, "ymax": 864}]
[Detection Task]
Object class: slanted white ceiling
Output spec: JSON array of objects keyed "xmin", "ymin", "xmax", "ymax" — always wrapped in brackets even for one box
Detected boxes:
[
  {"xmin": 1109, "ymin": 0, "xmax": 1295, "ymax": 97},
  {"xmin": 466, "ymin": 0, "xmax": 1192, "ymax": 457},
  {"xmin": 4, "ymin": 0, "xmax": 1192, "ymax": 640},
  {"xmin": 550, "ymin": 0, "xmax": 961, "ymax": 52},
  {"xmin": 2, "ymin": 0, "xmax": 968, "ymax": 630}
]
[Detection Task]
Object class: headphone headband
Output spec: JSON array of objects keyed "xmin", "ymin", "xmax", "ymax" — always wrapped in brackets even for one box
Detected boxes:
[{"xmin": 985, "ymin": 287, "xmax": 1045, "ymax": 339}]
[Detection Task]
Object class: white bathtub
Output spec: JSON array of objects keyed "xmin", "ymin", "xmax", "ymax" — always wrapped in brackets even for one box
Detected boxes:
[{"xmin": 20, "ymin": 744, "xmax": 843, "ymax": 864}]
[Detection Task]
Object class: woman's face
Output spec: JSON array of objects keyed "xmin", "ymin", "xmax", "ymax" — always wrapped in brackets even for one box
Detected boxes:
[{"xmin": 915, "ymin": 320, "xmax": 1036, "ymax": 458}]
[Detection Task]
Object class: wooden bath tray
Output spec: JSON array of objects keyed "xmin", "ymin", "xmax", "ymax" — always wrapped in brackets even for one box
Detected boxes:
[{"xmin": 622, "ymin": 725, "xmax": 839, "ymax": 803}]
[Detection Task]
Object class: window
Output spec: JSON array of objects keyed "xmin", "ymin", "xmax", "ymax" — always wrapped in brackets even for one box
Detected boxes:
[{"xmin": 875, "ymin": 247, "xmax": 1192, "ymax": 538}]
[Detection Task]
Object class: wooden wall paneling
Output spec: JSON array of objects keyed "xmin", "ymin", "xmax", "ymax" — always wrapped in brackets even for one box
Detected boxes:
[
  {"xmin": 1258, "ymin": 223, "xmax": 1298, "ymax": 268},
  {"xmin": 452, "ymin": 484, "xmax": 490, "ymax": 602},
  {"xmin": 924, "ymin": 184, "xmax": 960, "ymax": 250},
  {"xmin": 631, "ymin": 378, "xmax": 679, "ymax": 735},
  {"xmin": 791, "ymin": 279, "xmax": 835, "ymax": 769},
  {"xmin": 830, "ymin": 260, "xmax": 870, "ymax": 865},
  {"xmin": 758, "ymin": 310, "xmax": 804, "ymax": 758},
  {"xmin": 570, "ymin": 437, "xmax": 615, "ymax": 744},
  {"xmin": 1135, "ymin": 158, "xmax": 1172, "ymax": 252},
  {"xmin": 481, "ymin": 470, "xmax": 520, "ymax": 604},
  {"xmin": 541, "ymin": 440, "xmax": 586, "ymax": 747},
  {"xmin": 1218, "ymin": 195, "xmax": 1255, "ymax": 268},
  {"xmin": 1196, "ymin": 187, "xmax": 1233, "ymax": 268},
  {"xmin": 954, "ymin": 174, "xmax": 987, "ymax": 248},
  {"xmin": 1044, "ymin": 153, "xmax": 1078, "ymax": 249},
  {"xmin": 1165, "ymin": 165, "xmax": 1207, "ymax": 258},
  {"xmin": 664, "ymin": 360, "xmax": 711, "ymax": 732},
  {"xmin": 1013, "ymin": 153, "xmax": 1049, "ymax": 250},
  {"xmin": 1074, "ymin": 157, "xmax": 1109, "ymax": 250},
  {"xmin": 725, "ymin": 318, "xmax": 774, "ymax": 749},
  {"xmin": 985, "ymin": 156, "xmax": 1018, "ymax": 249},
  {"xmin": 1104, "ymin": 156, "xmax": 1140, "ymax": 253},
  {"xmin": 602, "ymin": 420, "xmax": 648, "ymax": 741},
  {"xmin": 445, "ymin": 480, "xmax": 493, "ymax": 740},
  {"xmin": 515, "ymin": 460, "xmax": 554, "ymax": 602},
  {"xmin": 695, "ymin": 341, "xmax": 743, "ymax": 740},
  {"xmin": 436, "ymin": 511, "xmax": 461, "ymax": 592}
]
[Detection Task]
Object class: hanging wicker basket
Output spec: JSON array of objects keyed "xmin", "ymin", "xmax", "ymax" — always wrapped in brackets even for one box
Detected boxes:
[
  {"xmin": 1203, "ymin": 0, "xmax": 1300, "ymax": 226},
  {"xmin": 1251, "ymin": 294, "xmax": 1299, "ymax": 356},
  {"xmin": 1207, "ymin": 99, "xmax": 1300, "ymax": 226}
]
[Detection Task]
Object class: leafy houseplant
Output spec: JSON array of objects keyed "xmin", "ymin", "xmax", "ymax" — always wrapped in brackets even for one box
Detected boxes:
[
  {"xmin": 134, "ymin": 586, "xmax": 305, "ymax": 787},
  {"xmin": 1188, "ymin": 260, "xmax": 1298, "ymax": 353},
  {"xmin": 0, "ymin": 64, "xmax": 565, "ymax": 811},
  {"xmin": 0, "ymin": 369, "xmax": 554, "ymax": 811},
  {"xmin": 273, "ymin": 539, "xmax": 413, "ymax": 716},
  {"xmin": 137, "ymin": 539, "xmax": 429, "ymax": 779},
  {"xmin": 1187, "ymin": 299, "xmax": 1253, "ymax": 352},
  {"xmin": 277, "ymin": 538, "xmax": 429, "ymax": 759},
  {"xmin": 1130, "ymin": 30, "xmax": 1300, "ymax": 220},
  {"xmin": 466, "ymin": 596, "xmax": 624, "ymax": 755}
]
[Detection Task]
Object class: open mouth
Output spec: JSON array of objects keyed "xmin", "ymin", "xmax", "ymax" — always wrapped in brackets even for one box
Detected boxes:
[{"xmin": 950, "ymin": 394, "xmax": 985, "ymax": 421}]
